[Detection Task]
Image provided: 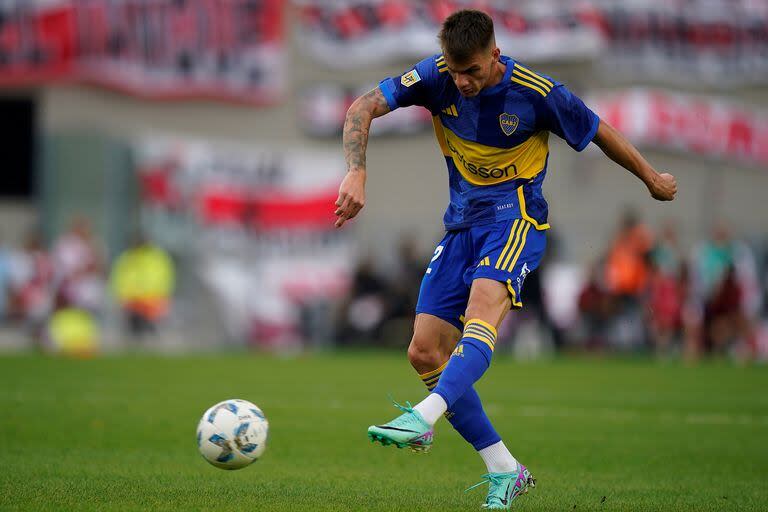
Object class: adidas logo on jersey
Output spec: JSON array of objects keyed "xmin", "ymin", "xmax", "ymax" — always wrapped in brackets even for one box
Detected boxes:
[{"xmin": 442, "ymin": 104, "xmax": 458, "ymax": 117}]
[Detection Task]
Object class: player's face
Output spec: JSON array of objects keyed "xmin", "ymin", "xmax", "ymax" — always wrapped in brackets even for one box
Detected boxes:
[{"xmin": 444, "ymin": 47, "xmax": 500, "ymax": 97}]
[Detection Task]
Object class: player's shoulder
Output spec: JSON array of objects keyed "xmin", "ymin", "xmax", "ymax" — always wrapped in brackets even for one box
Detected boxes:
[
  {"xmin": 408, "ymin": 53, "xmax": 453, "ymax": 83},
  {"xmin": 504, "ymin": 57, "xmax": 561, "ymax": 101}
]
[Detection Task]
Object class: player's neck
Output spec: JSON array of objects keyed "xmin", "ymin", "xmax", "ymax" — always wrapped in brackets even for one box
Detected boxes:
[{"xmin": 483, "ymin": 60, "xmax": 507, "ymax": 90}]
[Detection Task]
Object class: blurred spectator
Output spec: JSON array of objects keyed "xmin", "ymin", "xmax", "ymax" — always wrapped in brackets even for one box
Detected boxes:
[
  {"xmin": 56, "ymin": 265, "xmax": 105, "ymax": 316},
  {"xmin": 50, "ymin": 218, "xmax": 106, "ymax": 316},
  {"xmin": 645, "ymin": 258, "xmax": 684, "ymax": 355},
  {"xmin": 645, "ymin": 222, "xmax": 684, "ymax": 354},
  {"xmin": 603, "ymin": 211, "xmax": 654, "ymax": 349},
  {"xmin": 110, "ymin": 235, "xmax": 175, "ymax": 339},
  {"xmin": 52, "ymin": 218, "xmax": 102, "ymax": 283},
  {"xmin": 387, "ymin": 234, "xmax": 426, "ymax": 320},
  {"xmin": 336, "ymin": 254, "xmax": 388, "ymax": 344},
  {"xmin": 11, "ymin": 231, "xmax": 54, "ymax": 343},
  {"xmin": 605, "ymin": 210, "xmax": 654, "ymax": 297},
  {"xmin": 693, "ymin": 222, "xmax": 735, "ymax": 301},
  {"xmin": 577, "ymin": 261, "xmax": 614, "ymax": 349},
  {"xmin": 690, "ymin": 222, "xmax": 760, "ymax": 357},
  {"xmin": 651, "ymin": 220, "xmax": 682, "ymax": 276},
  {"xmin": 701, "ymin": 264, "xmax": 745, "ymax": 353}
]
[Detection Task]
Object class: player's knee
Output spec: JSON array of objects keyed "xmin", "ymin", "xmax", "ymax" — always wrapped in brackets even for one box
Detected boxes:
[{"xmin": 407, "ymin": 336, "xmax": 442, "ymax": 373}]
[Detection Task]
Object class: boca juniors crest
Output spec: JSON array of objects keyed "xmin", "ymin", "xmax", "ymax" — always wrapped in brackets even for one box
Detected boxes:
[{"xmin": 499, "ymin": 113, "xmax": 519, "ymax": 136}]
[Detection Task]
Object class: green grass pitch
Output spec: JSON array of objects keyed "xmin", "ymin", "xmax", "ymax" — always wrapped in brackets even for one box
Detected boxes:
[{"xmin": 1, "ymin": 352, "xmax": 767, "ymax": 511}]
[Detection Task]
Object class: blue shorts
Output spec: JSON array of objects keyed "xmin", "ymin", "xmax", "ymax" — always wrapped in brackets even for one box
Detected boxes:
[{"xmin": 415, "ymin": 218, "xmax": 547, "ymax": 331}]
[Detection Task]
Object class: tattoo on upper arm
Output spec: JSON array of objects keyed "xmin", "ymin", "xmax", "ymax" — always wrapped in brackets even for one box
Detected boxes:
[{"xmin": 343, "ymin": 87, "xmax": 390, "ymax": 172}]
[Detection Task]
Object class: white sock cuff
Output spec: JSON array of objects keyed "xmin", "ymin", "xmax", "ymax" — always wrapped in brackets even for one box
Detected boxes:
[
  {"xmin": 413, "ymin": 393, "xmax": 448, "ymax": 426},
  {"xmin": 478, "ymin": 441, "xmax": 519, "ymax": 473}
]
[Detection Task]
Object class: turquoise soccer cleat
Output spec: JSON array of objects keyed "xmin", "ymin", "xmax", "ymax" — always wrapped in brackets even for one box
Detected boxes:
[
  {"xmin": 367, "ymin": 401, "xmax": 434, "ymax": 452},
  {"xmin": 466, "ymin": 464, "xmax": 536, "ymax": 509}
]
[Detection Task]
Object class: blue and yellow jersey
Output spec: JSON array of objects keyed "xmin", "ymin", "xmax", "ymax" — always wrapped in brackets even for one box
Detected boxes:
[{"xmin": 379, "ymin": 54, "xmax": 599, "ymax": 231}]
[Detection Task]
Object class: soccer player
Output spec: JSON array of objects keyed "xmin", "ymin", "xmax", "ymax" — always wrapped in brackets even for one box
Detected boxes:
[{"xmin": 334, "ymin": 9, "xmax": 677, "ymax": 509}]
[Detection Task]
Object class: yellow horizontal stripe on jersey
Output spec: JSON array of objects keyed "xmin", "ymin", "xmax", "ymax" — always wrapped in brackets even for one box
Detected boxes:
[
  {"xmin": 451, "ymin": 104, "xmax": 458, "ymax": 116},
  {"xmin": 514, "ymin": 63, "xmax": 553, "ymax": 88},
  {"xmin": 438, "ymin": 124, "xmax": 550, "ymax": 186},
  {"xmin": 512, "ymin": 69, "xmax": 551, "ymax": 94},
  {"xmin": 510, "ymin": 75, "xmax": 548, "ymax": 97},
  {"xmin": 502, "ymin": 221, "xmax": 531, "ymax": 271},
  {"xmin": 517, "ymin": 186, "xmax": 551, "ymax": 230},
  {"xmin": 495, "ymin": 219, "xmax": 521, "ymax": 269}
]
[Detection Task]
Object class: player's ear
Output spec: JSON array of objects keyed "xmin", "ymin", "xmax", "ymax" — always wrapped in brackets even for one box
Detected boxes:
[{"xmin": 491, "ymin": 46, "xmax": 500, "ymax": 62}]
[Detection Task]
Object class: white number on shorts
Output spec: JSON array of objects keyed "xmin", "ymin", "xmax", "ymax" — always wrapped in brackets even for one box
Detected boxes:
[{"xmin": 426, "ymin": 245, "xmax": 444, "ymax": 274}]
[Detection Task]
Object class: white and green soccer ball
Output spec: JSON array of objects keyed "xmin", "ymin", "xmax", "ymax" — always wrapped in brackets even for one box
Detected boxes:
[{"xmin": 196, "ymin": 399, "xmax": 269, "ymax": 470}]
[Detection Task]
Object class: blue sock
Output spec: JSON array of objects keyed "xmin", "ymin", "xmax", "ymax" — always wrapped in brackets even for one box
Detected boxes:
[
  {"xmin": 432, "ymin": 319, "xmax": 496, "ymax": 408},
  {"xmin": 419, "ymin": 361, "xmax": 500, "ymax": 451}
]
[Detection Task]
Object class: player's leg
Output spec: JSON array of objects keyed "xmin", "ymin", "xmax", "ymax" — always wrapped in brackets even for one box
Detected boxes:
[
  {"xmin": 408, "ymin": 313, "xmax": 502, "ymax": 454},
  {"xmin": 368, "ymin": 229, "xmax": 499, "ymax": 452},
  {"xmin": 413, "ymin": 278, "xmax": 511, "ymax": 424},
  {"xmin": 414, "ymin": 219, "xmax": 545, "ymax": 508},
  {"xmin": 414, "ymin": 218, "xmax": 546, "ymax": 425}
]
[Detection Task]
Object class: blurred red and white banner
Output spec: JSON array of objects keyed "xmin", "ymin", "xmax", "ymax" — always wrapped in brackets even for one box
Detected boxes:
[
  {"xmin": 589, "ymin": 89, "xmax": 768, "ymax": 169},
  {"xmin": 0, "ymin": 0, "xmax": 286, "ymax": 105},
  {"xmin": 295, "ymin": 0, "xmax": 768, "ymax": 86},
  {"xmin": 135, "ymin": 138, "xmax": 352, "ymax": 347}
]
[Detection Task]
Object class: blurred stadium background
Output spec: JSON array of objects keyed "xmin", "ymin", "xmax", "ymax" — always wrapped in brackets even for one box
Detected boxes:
[{"xmin": 0, "ymin": 0, "xmax": 765, "ymax": 360}]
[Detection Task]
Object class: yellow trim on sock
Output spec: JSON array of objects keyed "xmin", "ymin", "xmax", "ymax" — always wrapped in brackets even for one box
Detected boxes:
[
  {"xmin": 464, "ymin": 333, "xmax": 495, "ymax": 352},
  {"xmin": 419, "ymin": 361, "xmax": 448, "ymax": 380},
  {"xmin": 464, "ymin": 318, "xmax": 498, "ymax": 337},
  {"xmin": 464, "ymin": 326, "xmax": 495, "ymax": 346}
]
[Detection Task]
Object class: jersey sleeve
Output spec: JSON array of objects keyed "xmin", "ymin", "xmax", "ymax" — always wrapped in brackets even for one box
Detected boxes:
[
  {"xmin": 378, "ymin": 55, "xmax": 442, "ymax": 112},
  {"xmin": 542, "ymin": 84, "xmax": 600, "ymax": 152}
]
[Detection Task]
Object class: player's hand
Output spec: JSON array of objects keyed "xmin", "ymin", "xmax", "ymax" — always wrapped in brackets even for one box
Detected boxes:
[
  {"xmin": 648, "ymin": 172, "xmax": 677, "ymax": 201},
  {"xmin": 334, "ymin": 170, "xmax": 366, "ymax": 228}
]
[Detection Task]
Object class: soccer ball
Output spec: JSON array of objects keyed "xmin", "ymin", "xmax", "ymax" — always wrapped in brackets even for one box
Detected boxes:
[{"xmin": 196, "ymin": 399, "xmax": 269, "ymax": 470}]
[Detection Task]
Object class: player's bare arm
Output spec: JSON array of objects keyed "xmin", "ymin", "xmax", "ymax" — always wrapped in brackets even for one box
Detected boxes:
[
  {"xmin": 592, "ymin": 118, "xmax": 677, "ymax": 201},
  {"xmin": 335, "ymin": 87, "xmax": 390, "ymax": 228}
]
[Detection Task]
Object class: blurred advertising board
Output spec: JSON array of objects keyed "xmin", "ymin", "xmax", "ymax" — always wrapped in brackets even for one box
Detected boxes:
[
  {"xmin": 135, "ymin": 138, "xmax": 352, "ymax": 347},
  {"xmin": 589, "ymin": 89, "xmax": 768, "ymax": 169},
  {"xmin": 0, "ymin": 0, "xmax": 286, "ymax": 105},
  {"xmin": 295, "ymin": 0, "xmax": 767, "ymax": 86}
]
